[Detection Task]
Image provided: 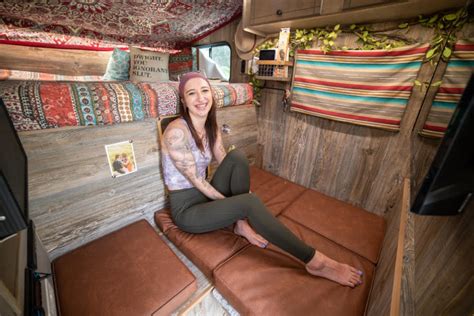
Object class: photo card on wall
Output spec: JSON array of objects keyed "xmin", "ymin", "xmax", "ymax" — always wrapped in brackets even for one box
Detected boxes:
[{"xmin": 105, "ymin": 140, "xmax": 137, "ymax": 178}]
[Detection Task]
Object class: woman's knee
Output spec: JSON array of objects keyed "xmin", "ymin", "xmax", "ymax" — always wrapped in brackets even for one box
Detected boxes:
[
  {"xmin": 171, "ymin": 211, "xmax": 191, "ymax": 230},
  {"xmin": 241, "ymin": 193, "xmax": 264, "ymax": 210},
  {"xmin": 227, "ymin": 149, "xmax": 249, "ymax": 167}
]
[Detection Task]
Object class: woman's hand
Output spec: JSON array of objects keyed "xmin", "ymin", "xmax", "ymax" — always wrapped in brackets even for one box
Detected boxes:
[{"xmin": 164, "ymin": 125, "xmax": 225, "ymax": 200}]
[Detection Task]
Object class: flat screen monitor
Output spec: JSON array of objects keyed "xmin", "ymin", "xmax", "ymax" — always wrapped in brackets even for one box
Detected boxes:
[
  {"xmin": 411, "ymin": 74, "xmax": 474, "ymax": 215},
  {"xmin": 0, "ymin": 98, "xmax": 28, "ymax": 238}
]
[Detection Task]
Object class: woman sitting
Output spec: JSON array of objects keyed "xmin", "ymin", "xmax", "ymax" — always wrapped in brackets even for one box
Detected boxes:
[{"xmin": 161, "ymin": 72, "xmax": 363, "ymax": 287}]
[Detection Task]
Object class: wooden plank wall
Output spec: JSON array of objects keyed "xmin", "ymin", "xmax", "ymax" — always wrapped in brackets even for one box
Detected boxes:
[
  {"xmin": 412, "ymin": 134, "xmax": 474, "ymax": 315},
  {"xmin": 257, "ymin": 88, "xmax": 405, "ymax": 215},
  {"xmin": 18, "ymin": 105, "xmax": 257, "ymax": 259},
  {"xmin": 0, "ymin": 44, "xmax": 111, "ymax": 75},
  {"xmin": 19, "ymin": 120, "xmax": 165, "ymax": 259},
  {"xmin": 413, "ymin": 202, "xmax": 474, "ymax": 315}
]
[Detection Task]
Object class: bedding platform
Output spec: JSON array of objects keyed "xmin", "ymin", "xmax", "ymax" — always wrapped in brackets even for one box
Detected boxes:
[
  {"xmin": 0, "ymin": 80, "xmax": 253, "ymax": 131},
  {"xmin": 154, "ymin": 166, "xmax": 386, "ymax": 315},
  {"xmin": 52, "ymin": 220, "xmax": 197, "ymax": 316}
]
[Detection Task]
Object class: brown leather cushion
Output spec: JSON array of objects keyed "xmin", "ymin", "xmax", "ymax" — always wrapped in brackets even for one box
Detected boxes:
[
  {"xmin": 213, "ymin": 216, "xmax": 375, "ymax": 316},
  {"xmin": 250, "ymin": 167, "xmax": 307, "ymax": 216},
  {"xmin": 155, "ymin": 210, "xmax": 249, "ymax": 279},
  {"xmin": 280, "ymin": 189, "xmax": 385, "ymax": 264},
  {"xmin": 52, "ymin": 220, "xmax": 197, "ymax": 316},
  {"xmin": 249, "ymin": 166, "xmax": 276, "ymax": 191}
]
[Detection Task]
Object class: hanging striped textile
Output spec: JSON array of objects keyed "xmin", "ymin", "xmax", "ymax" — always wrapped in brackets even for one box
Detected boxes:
[
  {"xmin": 291, "ymin": 44, "xmax": 429, "ymax": 131},
  {"xmin": 420, "ymin": 41, "xmax": 474, "ymax": 138}
]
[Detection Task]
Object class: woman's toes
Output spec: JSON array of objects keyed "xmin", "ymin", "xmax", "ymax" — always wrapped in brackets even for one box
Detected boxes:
[{"xmin": 354, "ymin": 276, "xmax": 363, "ymax": 285}]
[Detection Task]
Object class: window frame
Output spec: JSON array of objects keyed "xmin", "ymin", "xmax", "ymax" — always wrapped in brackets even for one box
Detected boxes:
[{"xmin": 192, "ymin": 41, "xmax": 232, "ymax": 81}]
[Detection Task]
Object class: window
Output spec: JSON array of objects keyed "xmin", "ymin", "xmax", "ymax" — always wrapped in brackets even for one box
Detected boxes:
[{"xmin": 192, "ymin": 42, "xmax": 231, "ymax": 81}]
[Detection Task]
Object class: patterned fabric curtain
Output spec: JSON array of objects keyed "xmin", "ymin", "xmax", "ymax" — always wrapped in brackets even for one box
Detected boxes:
[
  {"xmin": 420, "ymin": 41, "xmax": 474, "ymax": 137},
  {"xmin": 291, "ymin": 44, "xmax": 429, "ymax": 131}
]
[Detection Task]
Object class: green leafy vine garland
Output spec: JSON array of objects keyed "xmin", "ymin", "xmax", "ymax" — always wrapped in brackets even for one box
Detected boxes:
[{"xmin": 249, "ymin": 7, "xmax": 471, "ymax": 104}]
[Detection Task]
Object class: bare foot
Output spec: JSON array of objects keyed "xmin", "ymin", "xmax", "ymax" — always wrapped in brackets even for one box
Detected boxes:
[
  {"xmin": 306, "ymin": 251, "xmax": 363, "ymax": 288},
  {"xmin": 234, "ymin": 219, "xmax": 268, "ymax": 248}
]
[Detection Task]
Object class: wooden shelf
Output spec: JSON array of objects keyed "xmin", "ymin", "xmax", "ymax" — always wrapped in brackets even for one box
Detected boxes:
[
  {"xmin": 256, "ymin": 60, "xmax": 293, "ymax": 66},
  {"xmin": 255, "ymin": 75, "xmax": 291, "ymax": 82}
]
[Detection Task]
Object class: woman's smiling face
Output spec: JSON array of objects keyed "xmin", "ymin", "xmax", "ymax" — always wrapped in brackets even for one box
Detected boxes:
[{"xmin": 182, "ymin": 77, "xmax": 213, "ymax": 119}]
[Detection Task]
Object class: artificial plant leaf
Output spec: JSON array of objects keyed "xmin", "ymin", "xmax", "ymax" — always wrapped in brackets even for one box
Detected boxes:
[
  {"xmin": 443, "ymin": 46, "xmax": 452, "ymax": 59},
  {"xmin": 444, "ymin": 13, "xmax": 457, "ymax": 21}
]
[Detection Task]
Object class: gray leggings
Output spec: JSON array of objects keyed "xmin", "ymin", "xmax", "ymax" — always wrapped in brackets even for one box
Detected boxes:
[{"xmin": 169, "ymin": 150, "xmax": 316, "ymax": 263}]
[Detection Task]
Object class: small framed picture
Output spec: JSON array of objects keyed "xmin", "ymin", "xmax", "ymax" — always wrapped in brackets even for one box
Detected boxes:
[{"xmin": 105, "ymin": 141, "xmax": 137, "ymax": 178}]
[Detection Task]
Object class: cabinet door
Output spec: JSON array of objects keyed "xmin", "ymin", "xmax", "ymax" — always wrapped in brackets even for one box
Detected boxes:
[
  {"xmin": 251, "ymin": 0, "xmax": 321, "ymax": 25},
  {"xmin": 343, "ymin": 0, "xmax": 400, "ymax": 10}
]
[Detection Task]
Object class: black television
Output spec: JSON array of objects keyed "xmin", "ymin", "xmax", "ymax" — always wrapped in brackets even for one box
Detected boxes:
[
  {"xmin": 411, "ymin": 74, "xmax": 474, "ymax": 216},
  {"xmin": 0, "ymin": 98, "xmax": 29, "ymax": 238}
]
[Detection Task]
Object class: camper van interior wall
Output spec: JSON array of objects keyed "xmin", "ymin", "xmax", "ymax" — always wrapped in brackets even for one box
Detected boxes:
[
  {"xmin": 129, "ymin": 47, "xmax": 170, "ymax": 82},
  {"xmin": 421, "ymin": 40, "xmax": 474, "ymax": 137},
  {"xmin": 291, "ymin": 43, "xmax": 429, "ymax": 131}
]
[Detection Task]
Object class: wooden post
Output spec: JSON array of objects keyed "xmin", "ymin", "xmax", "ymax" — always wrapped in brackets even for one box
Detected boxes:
[{"xmin": 390, "ymin": 178, "xmax": 410, "ymax": 316}]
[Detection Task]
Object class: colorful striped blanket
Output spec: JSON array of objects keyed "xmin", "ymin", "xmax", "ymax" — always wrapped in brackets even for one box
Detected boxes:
[
  {"xmin": 291, "ymin": 44, "xmax": 429, "ymax": 131},
  {"xmin": 421, "ymin": 41, "xmax": 474, "ymax": 137},
  {"xmin": 0, "ymin": 80, "xmax": 253, "ymax": 131}
]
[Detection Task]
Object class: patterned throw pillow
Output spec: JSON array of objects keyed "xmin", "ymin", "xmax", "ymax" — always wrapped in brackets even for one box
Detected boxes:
[
  {"xmin": 169, "ymin": 47, "xmax": 193, "ymax": 81},
  {"xmin": 103, "ymin": 48, "xmax": 130, "ymax": 81},
  {"xmin": 129, "ymin": 47, "xmax": 169, "ymax": 82}
]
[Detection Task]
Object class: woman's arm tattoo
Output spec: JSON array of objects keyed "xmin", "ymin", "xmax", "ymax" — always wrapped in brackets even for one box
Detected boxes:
[
  {"xmin": 200, "ymin": 178, "xmax": 224, "ymax": 199},
  {"xmin": 165, "ymin": 128, "xmax": 199, "ymax": 180},
  {"xmin": 165, "ymin": 127, "xmax": 224, "ymax": 199}
]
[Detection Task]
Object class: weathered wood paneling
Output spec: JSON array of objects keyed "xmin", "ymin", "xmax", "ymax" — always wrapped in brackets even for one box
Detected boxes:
[
  {"xmin": 414, "ymin": 202, "xmax": 474, "ymax": 315},
  {"xmin": 390, "ymin": 178, "xmax": 411, "ymax": 316},
  {"xmin": 257, "ymin": 87, "xmax": 405, "ymax": 216},
  {"xmin": 19, "ymin": 120, "xmax": 165, "ymax": 259},
  {"xmin": 217, "ymin": 104, "xmax": 258, "ymax": 163},
  {"xmin": 412, "ymin": 134, "xmax": 474, "ymax": 316},
  {"xmin": 0, "ymin": 44, "xmax": 111, "ymax": 76},
  {"xmin": 400, "ymin": 210, "xmax": 415, "ymax": 316},
  {"xmin": 18, "ymin": 105, "xmax": 257, "ymax": 260}
]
